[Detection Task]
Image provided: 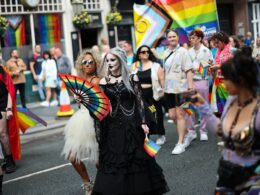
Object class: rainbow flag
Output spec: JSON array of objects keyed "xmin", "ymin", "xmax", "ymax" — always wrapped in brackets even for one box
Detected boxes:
[
  {"xmin": 199, "ymin": 63, "xmax": 208, "ymax": 78},
  {"xmin": 180, "ymin": 102, "xmax": 196, "ymax": 116},
  {"xmin": 38, "ymin": 14, "xmax": 61, "ymax": 45},
  {"xmin": 4, "ymin": 17, "xmax": 26, "ymax": 47},
  {"xmin": 144, "ymin": 134, "xmax": 161, "ymax": 157},
  {"xmin": 134, "ymin": 0, "xmax": 219, "ymax": 47}
]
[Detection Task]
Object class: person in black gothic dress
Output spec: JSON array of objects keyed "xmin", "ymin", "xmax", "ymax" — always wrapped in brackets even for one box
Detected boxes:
[{"xmin": 92, "ymin": 47, "xmax": 169, "ymax": 195}]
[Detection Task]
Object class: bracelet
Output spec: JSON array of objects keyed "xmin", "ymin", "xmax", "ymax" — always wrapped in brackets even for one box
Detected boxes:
[{"xmin": 6, "ymin": 107, "xmax": 12, "ymax": 111}]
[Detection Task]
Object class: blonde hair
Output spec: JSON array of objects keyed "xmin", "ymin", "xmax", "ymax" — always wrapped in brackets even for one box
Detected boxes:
[{"xmin": 75, "ymin": 49, "xmax": 102, "ymax": 78}]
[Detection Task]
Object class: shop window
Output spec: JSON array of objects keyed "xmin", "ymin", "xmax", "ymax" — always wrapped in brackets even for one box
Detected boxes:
[{"xmin": 83, "ymin": 0, "xmax": 101, "ymax": 10}]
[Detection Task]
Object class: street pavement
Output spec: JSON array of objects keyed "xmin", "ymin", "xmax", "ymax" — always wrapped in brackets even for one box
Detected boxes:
[{"xmin": 4, "ymin": 103, "xmax": 221, "ymax": 195}]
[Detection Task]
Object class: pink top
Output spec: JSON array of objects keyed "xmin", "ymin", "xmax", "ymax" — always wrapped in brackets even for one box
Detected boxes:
[{"xmin": 215, "ymin": 44, "xmax": 233, "ymax": 77}]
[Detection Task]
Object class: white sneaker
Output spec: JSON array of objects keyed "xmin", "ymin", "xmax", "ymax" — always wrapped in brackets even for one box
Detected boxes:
[
  {"xmin": 200, "ymin": 132, "xmax": 208, "ymax": 141},
  {"xmin": 183, "ymin": 131, "xmax": 197, "ymax": 148},
  {"xmin": 40, "ymin": 101, "xmax": 49, "ymax": 107},
  {"xmin": 171, "ymin": 143, "xmax": 185, "ymax": 155},
  {"xmin": 156, "ymin": 135, "xmax": 166, "ymax": 145},
  {"xmin": 167, "ymin": 119, "xmax": 174, "ymax": 123},
  {"xmin": 50, "ymin": 100, "xmax": 58, "ymax": 106}
]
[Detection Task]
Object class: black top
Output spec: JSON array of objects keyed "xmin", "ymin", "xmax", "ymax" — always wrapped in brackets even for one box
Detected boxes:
[
  {"xmin": 30, "ymin": 54, "xmax": 44, "ymax": 75},
  {"xmin": 137, "ymin": 69, "xmax": 152, "ymax": 84},
  {"xmin": 0, "ymin": 80, "xmax": 8, "ymax": 111}
]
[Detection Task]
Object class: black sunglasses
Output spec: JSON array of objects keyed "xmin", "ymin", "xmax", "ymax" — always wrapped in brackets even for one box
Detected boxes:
[
  {"xmin": 140, "ymin": 50, "xmax": 150, "ymax": 54},
  {"xmin": 82, "ymin": 59, "xmax": 95, "ymax": 65}
]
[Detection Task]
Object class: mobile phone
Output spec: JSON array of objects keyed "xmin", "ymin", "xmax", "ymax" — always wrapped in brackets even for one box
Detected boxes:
[{"xmin": 181, "ymin": 90, "xmax": 198, "ymax": 103}]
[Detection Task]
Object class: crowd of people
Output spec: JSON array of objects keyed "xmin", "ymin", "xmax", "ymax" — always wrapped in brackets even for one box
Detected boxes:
[{"xmin": 1, "ymin": 28, "xmax": 260, "ymax": 194}]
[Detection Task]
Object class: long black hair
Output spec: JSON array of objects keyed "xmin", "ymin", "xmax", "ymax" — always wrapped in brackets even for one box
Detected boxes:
[{"xmin": 132, "ymin": 45, "xmax": 158, "ymax": 64}]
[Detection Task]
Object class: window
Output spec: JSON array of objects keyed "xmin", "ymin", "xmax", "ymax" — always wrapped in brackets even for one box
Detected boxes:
[
  {"xmin": 0, "ymin": 0, "xmax": 64, "ymax": 14},
  {"xmin": 83, "ymin": 0, "xmax": 101, "ymax": 11}
]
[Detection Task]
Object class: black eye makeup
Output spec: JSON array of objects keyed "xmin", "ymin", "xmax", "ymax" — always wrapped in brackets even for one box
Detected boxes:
[{"xmin": 106, "ymin": 58, "xmax": 117, "ymax": 63}]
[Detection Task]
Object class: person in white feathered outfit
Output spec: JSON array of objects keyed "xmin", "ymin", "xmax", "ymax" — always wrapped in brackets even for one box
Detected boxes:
[{"xmin": 61, "ymin": 49, "xmax": 101, "ymax": 195}]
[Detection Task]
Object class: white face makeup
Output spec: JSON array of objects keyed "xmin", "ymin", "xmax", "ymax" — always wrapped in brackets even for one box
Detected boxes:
[{"xmin": 106, "ymin": 53, "xmax": 120, "ymax": 74}]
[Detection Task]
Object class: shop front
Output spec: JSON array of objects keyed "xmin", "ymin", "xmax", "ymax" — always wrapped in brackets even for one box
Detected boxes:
[{"xmin": 0, "ymin": 0, "xmax": 65, "ymax": 103}]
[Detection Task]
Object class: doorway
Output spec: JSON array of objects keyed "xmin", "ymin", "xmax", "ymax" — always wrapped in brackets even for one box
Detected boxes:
[{"xmin": 80, "ymin": 29, "xmax": 98, "ymax": 49}]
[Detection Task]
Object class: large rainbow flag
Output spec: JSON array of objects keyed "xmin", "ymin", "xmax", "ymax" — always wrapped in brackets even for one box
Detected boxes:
[
  {"xmin": 38, "ymin": 14, "xmax": 61, "ymax": 45},
  {"xmin": 4, "ymin": 16, "xmax": 26, "ymax": 47},
  {"xmin": 134, "ymin": 0, "xmax": 219, "ymax": 47}
]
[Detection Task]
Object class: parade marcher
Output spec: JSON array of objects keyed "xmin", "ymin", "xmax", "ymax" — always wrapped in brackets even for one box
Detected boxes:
[
  {"xmin": 209, "ymin": 31, "xmax": 233, "ymax": 115},
  {"xmin": 252, "ymin": 36, "xmax": 260, "ymax": 63},
  {"xmin": 92, "ymin": 47, "xmax": 169, "ymax": 194},
  {"xmin": 184, "ymin": 30, "xmax": 214, "ymax": 147},
  {"xmin": 244, "ymin": 31, "xmax": 254, "ymax": 47},
  {"xmin": 6, "ymin": 49, "xmax": 27, "ymax": 108},
  {"xmin": 62, "ymin": 49, "xmax": 101, "ymax": 195},
  {"xmin": 132, "ymin": 45, "xmax": 166, "ymax": 145},
  {"xmin": 39, "ymin": 51, "xmax": 58, "ymax": 107},
  {"xmin": 0, "ymin": 65, "xmax": 20, "ymax": 173},
  {"xmin": 164, "ymin": 29, "xmax": 193, "ymax": 155},
  {"xmin": 30, "ymin": 45, "xmax": 45, "ymax": 102},
  {"xmin": 192, "ymin": 48, "xmax": 260, "ymax": 194}
]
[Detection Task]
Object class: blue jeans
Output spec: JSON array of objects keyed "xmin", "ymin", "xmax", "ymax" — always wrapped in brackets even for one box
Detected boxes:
[{"xmin": 37, "ymin": 77, "xmax": 45, "ymax": 101}]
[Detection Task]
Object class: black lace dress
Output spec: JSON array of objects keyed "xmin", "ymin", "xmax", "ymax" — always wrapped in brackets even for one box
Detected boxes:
[{"xmin": 92, "ymin": 79, "xmax": 169, "ymax": 195}]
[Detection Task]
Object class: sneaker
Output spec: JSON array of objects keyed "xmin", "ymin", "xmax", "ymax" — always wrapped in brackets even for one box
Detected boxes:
[
  {"xmin": 40, "ymin": 101, "xmax": 49, "ymax": 107},
  {"xmin": 200, "ymin": 132, "xmax": 208, "ymax": 141},
  {"xmin": 183, "ymin": 131, "xmax": 197, "ymax": 148},
  {"xmin": 167, "ymin": 119, "xmax": 174, "ymax": 123},
  {"xmin": 81, "ymin": 181, "xmax": 94, "ymax": 195},
  {"xmin": 156, "ymin": 135, "xmax": 166, "ymax": 145},
  {"xmin": 171, "ymin": 143, "xmax": 185, "ymax": 155},
  {"xmin": 50, "ymin": 100, "xmax": 58, "ymax": 106}
]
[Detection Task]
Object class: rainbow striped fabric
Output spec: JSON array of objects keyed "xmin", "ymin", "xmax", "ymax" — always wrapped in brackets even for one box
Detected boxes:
[
  {"xmin": 59, "ymin": 74, "xmax": 110, "ymax": 121},
  {"xmin": 134, "ymin": 0, "xmax": 218, "ymax": 47},
  {"xmin": 38, "ymin": 14, "xmax": 62, "ymax": 45},
  {"xmin": 144, "ymin": 134, "xmax": 161, "ymax": 157},
  {"xmin": 180, "ymin": 102, "xmax": 196, "ymax": 116},
  {"xmin": 4, "ymin": 16, "xmax": 26, "ymax": 47}
]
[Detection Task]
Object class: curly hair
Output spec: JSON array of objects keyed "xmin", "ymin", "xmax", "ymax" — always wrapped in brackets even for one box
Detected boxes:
[
  {"xmin": 75, "ymin": 49, "xmax": 101, "ymax": 78},
  {"xmin": 221, "ymin": 47, "xmax": 259, "ymax": 95},
  {"xmin": 211, "ymin": 31, "xmax": 230, "ymax": 44}
]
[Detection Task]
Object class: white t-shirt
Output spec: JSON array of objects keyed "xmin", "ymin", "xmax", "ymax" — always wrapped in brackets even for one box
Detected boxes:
[{"xmin": 188, "ymin": 44, "xmax": 213, "ymax": 80}]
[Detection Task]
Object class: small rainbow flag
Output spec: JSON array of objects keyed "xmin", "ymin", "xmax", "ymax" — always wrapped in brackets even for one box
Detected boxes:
[
  {"xmin": 198, "ymin": 63, "xmax": 208, "ymax": 78},
  {"xmin": 144, "ymin": 134, "xmax": 161, "ymax": 157},
  {"xmin": 180, "ymin": 102, "xmax": 196, "ymax": 116},
  {"xmin": 134, "ymin": 61, "xmax": 142, "ymax": 71}
]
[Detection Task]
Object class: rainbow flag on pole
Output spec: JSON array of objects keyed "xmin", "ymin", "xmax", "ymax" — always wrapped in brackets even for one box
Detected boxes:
[
  {"xmin": 134, "ymin": 0, "xmax": 219, "ymax": 47},
  {"xmin": 144, "ymin": 134, "xmax": 161, "ymax": 157}
]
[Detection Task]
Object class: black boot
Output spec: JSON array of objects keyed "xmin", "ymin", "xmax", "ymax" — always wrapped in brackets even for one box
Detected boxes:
[{"xmin": 4, "ymin": 155, "xmax": 16, "ymax": 174}]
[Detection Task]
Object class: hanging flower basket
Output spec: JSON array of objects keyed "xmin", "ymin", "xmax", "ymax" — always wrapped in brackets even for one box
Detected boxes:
[
  {"xmin": 72, "ymin": 11, "xmax": 92, "ymax": 30},
  {"xmin": 0, "ymin": 16, "xmax": 9, "ymax": 37},
  {"xmin": 106, "ymin": 11, "xmax": 122, "ymax": 25}
]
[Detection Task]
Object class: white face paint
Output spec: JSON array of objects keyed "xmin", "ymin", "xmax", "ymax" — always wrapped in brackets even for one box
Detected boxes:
[{"xmin": 106, "ymin": 53, "xmax": 120, "ymax": 74}]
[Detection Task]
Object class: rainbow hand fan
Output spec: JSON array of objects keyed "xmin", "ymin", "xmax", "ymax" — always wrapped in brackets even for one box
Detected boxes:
[
  {"xmin": 58, "ymin": 74, "xmax": 110, "ymax": 121},
  {"xmin": 144, "ymin": 134, "xmax": 161, "ymax": 157},
  {"xmin": 17, "ymin": 107, "xmax": 47, "ymax": 133},
  {"xmin": 180, "ymin": 102, "xmax": 196, "ymax": 116}
]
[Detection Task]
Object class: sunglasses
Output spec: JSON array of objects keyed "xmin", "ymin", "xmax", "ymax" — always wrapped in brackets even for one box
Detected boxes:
[
  {"xmin": 82, "ymin": 59, "xmax": 95, "ymax": 66},
  {"xmin": 140, "ymin": 50, "xmax": 150, "ymax": 54}
]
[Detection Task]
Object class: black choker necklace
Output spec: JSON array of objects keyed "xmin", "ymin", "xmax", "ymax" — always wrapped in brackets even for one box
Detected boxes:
[{"xmin": 111, "ymin": 74, "xmax": 121, "ymax": 78}]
